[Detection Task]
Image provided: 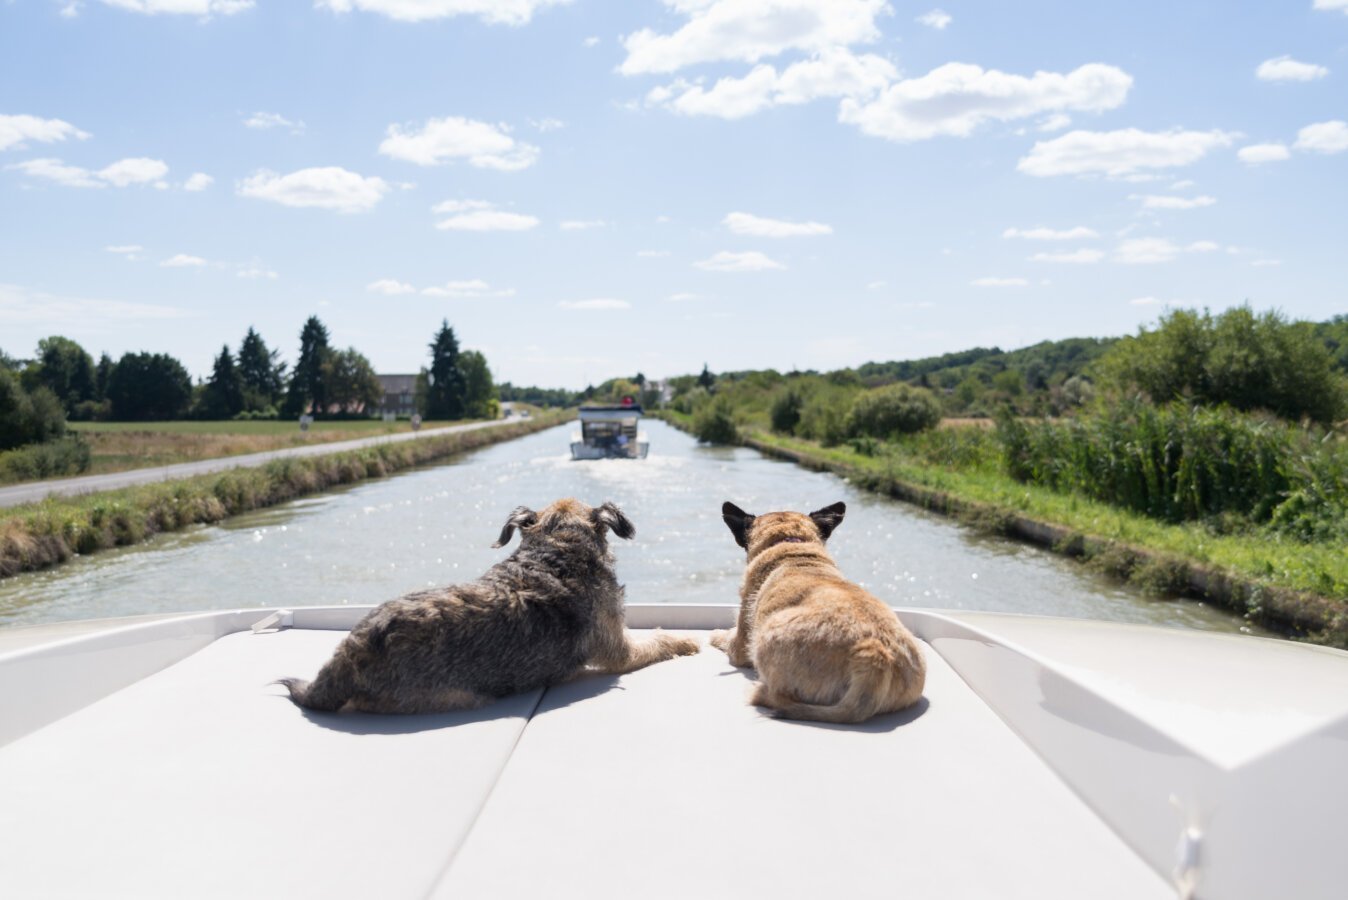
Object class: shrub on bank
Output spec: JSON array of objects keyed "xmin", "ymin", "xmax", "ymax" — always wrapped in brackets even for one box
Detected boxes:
[
  {"xmin": 0, "ymin": 436, "xmax": 91, "ymax": 484},
  {"xmin": 693, "ymin": 397, "xmax": 739, "ymax": 445},
  {"xmin": 845, "ymin": 384, "xmax": 942, "ymax": 440}
]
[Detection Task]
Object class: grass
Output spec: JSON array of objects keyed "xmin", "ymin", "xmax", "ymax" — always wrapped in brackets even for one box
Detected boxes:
[
  {"xmin": 655, "ymin": 410, "xmax": 1348, "ymax": 646},
  {"xmin": 65, "ymin": 419, "xmax": 479, "ymax": 477},
  {"xmin": 1, "ymin": 411, "xmax": 568, "ymax": 580}
]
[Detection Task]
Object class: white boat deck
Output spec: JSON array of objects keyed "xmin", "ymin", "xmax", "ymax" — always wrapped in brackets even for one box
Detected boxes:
[{"xmin": 1, "ymin": 606, "xmax": 1346, "ymax": 900}]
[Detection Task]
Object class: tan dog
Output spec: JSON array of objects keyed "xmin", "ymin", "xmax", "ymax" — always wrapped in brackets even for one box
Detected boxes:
[{"xmin": 710, "ymin": 501, "xmax": 926, "ymax": 724}]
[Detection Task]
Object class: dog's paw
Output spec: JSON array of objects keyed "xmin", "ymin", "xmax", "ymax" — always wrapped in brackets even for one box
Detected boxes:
[
  {"xmin": 709, "ymin": 629, "xmax": 730, "ymax": 651},
  {"xmin": 658, "ymin": 632, "xmax": 701, "ymax": 657}
]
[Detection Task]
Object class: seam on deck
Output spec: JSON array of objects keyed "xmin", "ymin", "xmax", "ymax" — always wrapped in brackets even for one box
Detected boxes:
[{"xmin": 420, "ymin": 684, "xmax": 549, "ymax": 899}]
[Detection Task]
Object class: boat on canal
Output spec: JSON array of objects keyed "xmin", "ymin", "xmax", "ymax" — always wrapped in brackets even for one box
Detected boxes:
[
  {"xmin": 1, "ymin": 604, "xmax": 1344, "ymax": 899},
  {"xmin": 570, "ymin": 402, "xmax": 650, "ymax": 460}
]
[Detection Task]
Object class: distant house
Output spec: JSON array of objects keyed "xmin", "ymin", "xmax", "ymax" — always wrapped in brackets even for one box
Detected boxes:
[{"xmin": 376, "ymin": 374, "xmax": 418, "ymax": 417}]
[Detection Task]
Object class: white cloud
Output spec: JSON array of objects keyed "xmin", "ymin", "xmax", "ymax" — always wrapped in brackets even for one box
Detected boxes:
[
  {"xmin": 667, "ymin": 292, "xmax": 699, "ymax": 301},
  {"xmin": 1029, "ymin": 249, "xmax": 1103, "ymax": 264},
  {"xmin": 236, "ymin": 265, "xmax": 278, "ymax": 279},
  {"xmin": 1018, "ymin": 128, "xmax": 1237, "ymax": 177},
  {"xmin": 865, "ymin": 280, "xmax": 886, "ymax": 290},
  {"xmin": 244, "ymin": 111, "xmax": 305, "ymax": 132},
  {"xmin": 98, "ymin": 157, "xmax": 169, "ymax": 186},
  {"xmin": 160, "ymin": 253, "xmax": 209, "ymax": 267},
  {"xmin": 916, "ymin": 9, "xmax": 951, "ymax": 30},
  {"xmin": 99, "ymin": 0, "xmax": 254, "ymax": 16},
  {"xmin": 367, "ymin": 278, "xmax": 417, "ymax": 295},
  {"xmin": 238, "ymin": 167, "xmax": 390, "ymax": 212},
  {"xmin": 724, "ymin": 211, "xmax": 832, "ymax": 237},
  {"xmin": 1314, "ymin": 0, "xmax": 1348, "ymax": 13},
  {"xmin": 1129, "ymin": 296, "xmax": 1163, "ymax": 306},
  {"xmin": 183, "ymin": 172, "xmax": 214, "ymax": 191},
  {"xmin": 1255, "ymin": 56, "xmax": 1329, "ymax": 82},
  {"xmin": 422, "ymin": 279, "xmax": 514, "ymax": 298},
  {"xmin": 1038, "ymin": 113, "xmax": 1072, "ymax": 132},
  {"xmin": 1237, "ymin": 143, "xmax": 1290, "ymax": 164},
  {"xmin": 1113, "ymin": 238, "xmax": 1218, "ymax": 264},
  {"xmin": 316, "ymin": 0, "xmax": 569, "ymax": 25},
  {"xmin": 971, "ymin": 277, "xmax": 1028, "ymax": 287},
  {"xmin": 1294, "ymin": 120, "xmax": 1348, "ymax": 154},
  {"xmin": 0, "ymin": 282, "xmax": 189, "ymax": 325},
  {"xmin": 105, "ymin": 244, "xmax": 143, "ymax": 255},
  {"xmin": 637, "ymin": 249, "xmax": 671, "ymax": 257},
  {"xmin": 619, "ymin": 0, "xmax": 888, "ymax": 75},
  {"xmin": 648, "ymin": 48, "xmax": 896, "ymax": 119},
  {"xmin": 0, "ymin": 114, "xmax": 90, "ymax": 152},
  {"xmin": 378, "ymin": 116, "xmax": 539, "ymax": 171},
  {"xmin": 559, "ymin": 219, "xmax": 606, "ymax": 230},
  {"xmin": 584, "ymin": 36, "xmax": 600, "ymax": 47},
  {"xmin": 693, "ymin": 250, "xmax": 785, "ymax": 271},
  {"xmin": 530, "ymin": 117, "xmax": 565, "ymax": 132},
  {"xmin": 840, "ymin": 63, "xmax": 1132, "ymax": 142},
  {"xmin": 432, "ymin": 199, "xmax": 539, "ymax": 231},
  {"xmin": 558, "ymin": 298, "xmax": 630, "ymax": 310},
  {"xmin": 1170, "ymin": 179, "xmax": 1196, "ymax": 190},
  {"xmin": 6, "ymin": 156, "xmax": 169, "ymax": 189},
  {"xmin": 1135, "ymin": 193, "xmax": 1216, "ymax": 210},
  {"xmin": 1003, "ymin": 226, "xmax": 1099, "ymax": 241}
]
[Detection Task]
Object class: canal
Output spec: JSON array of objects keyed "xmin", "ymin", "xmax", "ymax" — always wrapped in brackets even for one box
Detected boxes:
[{"xmin": 0, "ymin": 420, "xmax": 1261, "ymax": 635}]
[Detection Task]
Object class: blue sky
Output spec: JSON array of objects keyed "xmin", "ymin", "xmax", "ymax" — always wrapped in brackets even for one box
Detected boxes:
[{"xmin": 2, "ymin": 1, "xmax": 1346, "ymax": 390}]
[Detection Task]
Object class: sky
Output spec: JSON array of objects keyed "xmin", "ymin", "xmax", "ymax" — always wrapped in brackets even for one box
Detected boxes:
[{"xmin": 1, "ymin": 0, "xmax": 1346, "ymax": 390}]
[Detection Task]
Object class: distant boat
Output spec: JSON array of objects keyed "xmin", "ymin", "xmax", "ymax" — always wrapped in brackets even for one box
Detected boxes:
[{"xmin": 570, "ymin": 403, "xmax": 649, "ymax": 460}]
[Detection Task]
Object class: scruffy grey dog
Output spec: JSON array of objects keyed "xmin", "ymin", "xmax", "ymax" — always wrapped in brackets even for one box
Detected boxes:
[{"xmin": 278, "ymin": 498, "xmax": 700, "ymax": 713}]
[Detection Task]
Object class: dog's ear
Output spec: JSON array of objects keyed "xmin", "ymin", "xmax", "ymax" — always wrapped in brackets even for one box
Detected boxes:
[
  {"xmin": 493, "ymin": 506, "xmax": 538, "ymax": 548},
  {"xmin": 593, "ymin": 502, "xmax": 636, "ymax": 540},
  {"xmin": 722, "ymin": 501, "xmax": 755, "ymax": 549},
  {"xmin": 809, "ymin": 501, "xmax": 846, "ymax": 541}
]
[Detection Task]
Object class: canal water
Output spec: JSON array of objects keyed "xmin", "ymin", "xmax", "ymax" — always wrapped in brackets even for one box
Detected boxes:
[{"xmin": 0, "ymin": 421, "xmax": 1260, "ymax": 635}]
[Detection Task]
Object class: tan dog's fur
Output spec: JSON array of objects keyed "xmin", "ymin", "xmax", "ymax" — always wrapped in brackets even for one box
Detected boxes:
[{"xmin": 711, "ymin": 501, "xmax": 925, "ymax": 724}]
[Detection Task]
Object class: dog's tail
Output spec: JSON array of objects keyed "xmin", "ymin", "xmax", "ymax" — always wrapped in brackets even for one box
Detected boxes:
[
  {"xmin": 273, "ymin": 658, "xmax": 356, "ymax": 712},
  {"xmin": 756, "ymin": 638, "xmax": 924, "ymax": 725}
]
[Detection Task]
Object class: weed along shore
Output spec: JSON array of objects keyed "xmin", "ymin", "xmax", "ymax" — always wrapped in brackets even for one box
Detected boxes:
[
  {"xmin": 653, "ymin": 411, "xmax": 1348, "ymax": 648},
  {"xmin": 0, "ymin": 412, "xmax": 568, "ymax": 580}
]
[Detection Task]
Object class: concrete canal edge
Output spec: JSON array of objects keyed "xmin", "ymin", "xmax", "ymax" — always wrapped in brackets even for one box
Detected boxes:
[
  {"xmin": 653, "ymin": 413, "xmax": 1346, "ymax": 645},
  {"xmin": 0, "ymin": 412, "xmax": 571, "ymax": 581}
]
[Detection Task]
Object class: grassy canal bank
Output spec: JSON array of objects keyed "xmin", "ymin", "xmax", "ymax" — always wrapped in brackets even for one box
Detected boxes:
[
  {"xmin": 0, "ymin": 412, "xmax": 569, "ymax": 580},
  {"xmin": 655, "ymin": 410, "xmax": 1348, "ymax": 647}
]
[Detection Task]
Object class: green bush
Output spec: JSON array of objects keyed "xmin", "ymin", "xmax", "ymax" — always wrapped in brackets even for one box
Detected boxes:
[
  {"xmin": 769, "ymin": 389, "xmax": 803, "ymax": 434},
  {"xmin": 692, "ymin": 397, "xmax": 739, "ymax": 445},
  {"xmin": 0, "ymin": 369, "xmax": 67, "ymax": 450},
  {"xmin": 845, "ymin": 384, "xmax": 943, "ymax": 440},
  {"xmin": 1100, "ymin": 306, "xmax": 1348, "ymax": 425},
  {"xmin": 0, "ymin": 436, "xmax": 91, "ymax": 484}
]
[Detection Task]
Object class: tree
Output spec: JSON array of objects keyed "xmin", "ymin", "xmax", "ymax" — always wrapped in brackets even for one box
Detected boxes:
[
  {"xmin": 285, "ymin": 316, "xmax": 331, "ymax": 416},
  {"xmin": 24, "ymin": 336, "xmax": 96, "ymax": 414},
  {"xmin": 198, "ymin": 345, "xmax": 245, "ymax": 419},
  {"xmin": 460, "ymin": 350, "xmax": 497, "ymax": 419},
  {"xmin": 0, "ymin": 368, "xmax": 67, "ymax": 450},
  {"xmin": 697, "ymin": 364, "xmax": 715, "ymax": 390},
  {"xmin": 426, "ymin": 320, "xmax": 466, "ymax": 420},
  {"xmin": 1100, "ymin": 306, "xmax": 1348, "ymax": 425},
  {"xmin": 95, "ymin": 353, "xmax": 114, "ymax": 401},
  {"xmin": 237, "ymin": 327, "xmax": 286, "ymax": 412},
  {"xmin": 106, "ymin": 352, "xmax": 192, "ymax": 421},
  {"xmin": 321, "ymin": 347, "xmax": 382, "ymax": 414}
]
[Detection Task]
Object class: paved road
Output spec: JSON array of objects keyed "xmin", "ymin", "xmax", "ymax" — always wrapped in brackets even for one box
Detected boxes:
[{"xmin": 0, "ymin": 419, "xmax": 520, "ymax": 509}]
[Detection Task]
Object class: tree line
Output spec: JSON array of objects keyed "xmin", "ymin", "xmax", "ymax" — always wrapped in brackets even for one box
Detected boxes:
[{"xmin": 0, "ymin": 316, "xmax": 497, "ymax": 450}]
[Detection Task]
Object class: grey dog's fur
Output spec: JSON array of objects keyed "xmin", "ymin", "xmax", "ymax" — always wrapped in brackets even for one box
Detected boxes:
[{"xmin": 277, "ymin": 498, "xmax": 699, "ymax": 714}]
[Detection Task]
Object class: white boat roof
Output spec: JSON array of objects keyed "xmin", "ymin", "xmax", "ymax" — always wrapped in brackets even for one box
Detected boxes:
[{"xmin": 1, "ymin": 605, "xmax": 1345, "ymax": 900}]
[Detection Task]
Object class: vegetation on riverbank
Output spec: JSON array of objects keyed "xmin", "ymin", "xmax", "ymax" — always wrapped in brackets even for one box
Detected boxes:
[
  {"xmin": 0, "ymin": 412, "xmax": 567, "ymax": 580},
  {"xmin": 656, "ymin": 306, "xmax": 1348, "ymax": 646}
]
